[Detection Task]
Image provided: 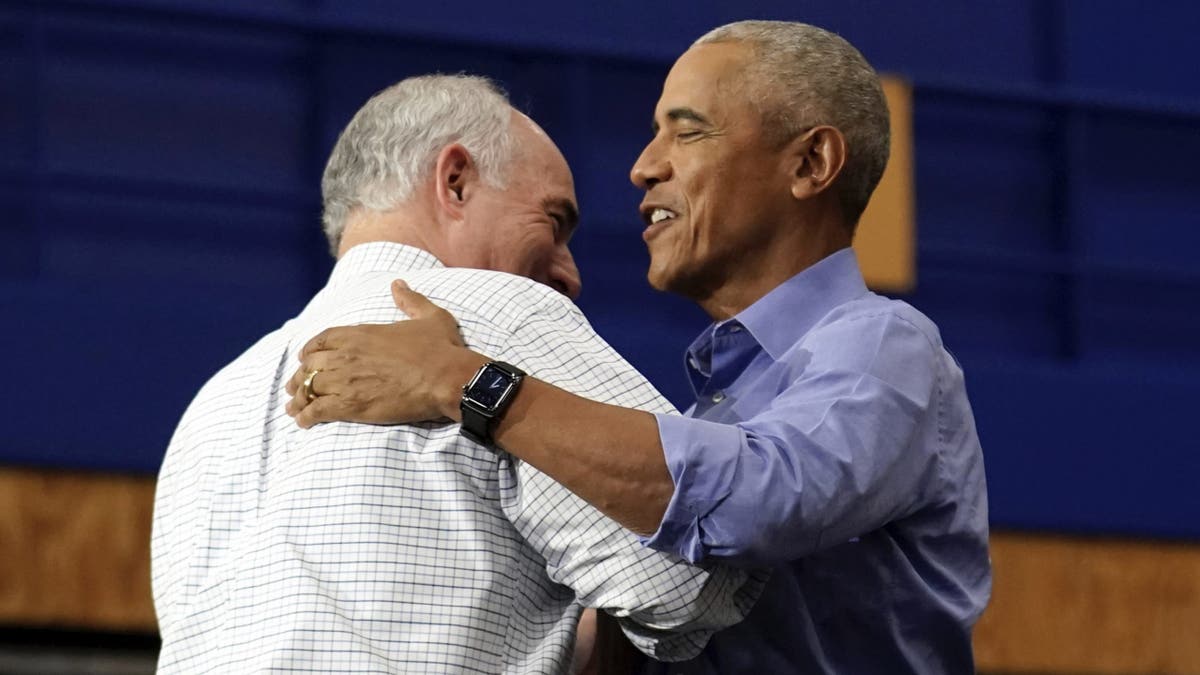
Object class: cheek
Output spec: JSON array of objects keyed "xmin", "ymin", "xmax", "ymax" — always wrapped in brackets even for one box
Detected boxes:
[
  {"xmin": 513, "ymin": 230, "xmax": 557, "ymax": 273},
  {"xmin": 691, "ymin": 164, "xmax": 747, "ymax": 242},
  {"xmin": 683, "ymin": 166, "xmax": 722, "ymax": 235}
]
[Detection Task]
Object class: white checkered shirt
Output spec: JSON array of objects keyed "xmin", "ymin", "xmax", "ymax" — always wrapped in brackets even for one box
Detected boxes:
[{"xmin": 152, "ymin": 242, "xmax": 758, "ymax": 674}]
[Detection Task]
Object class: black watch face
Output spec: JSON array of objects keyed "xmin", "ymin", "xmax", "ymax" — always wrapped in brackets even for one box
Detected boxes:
[{"xmin": 466, "ymin": 365, "xmax": 517, "ymax": 410}]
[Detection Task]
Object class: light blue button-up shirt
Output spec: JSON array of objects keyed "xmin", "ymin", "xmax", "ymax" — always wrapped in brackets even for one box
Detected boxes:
[{"xmin": 644, "ymin": 248, "xmax": 991, "ymax": 674}]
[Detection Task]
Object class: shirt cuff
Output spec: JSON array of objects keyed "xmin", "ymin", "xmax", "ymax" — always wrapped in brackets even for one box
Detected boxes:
[{"xmin": 639, "ymin": 413, "xmax": 744, "ymax": 563}]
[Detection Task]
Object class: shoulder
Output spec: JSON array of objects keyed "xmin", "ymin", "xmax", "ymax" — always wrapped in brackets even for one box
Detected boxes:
[
  {"xmin": 402, "ymin": 268, "xmax": 580, "ymax": 333},
  {"xmin": 405, "ymin": 269, "xmax": 674, "ymax": 412},
  {"xmin": 815, "ymin": 293, "xmax": 942, "ymax": 350},
  {"xmin": 169, "ymin": 326, "xmax": 288, "ymax": 442},
  {"xmin": 795, "ymin": 294, "xmax": 947, "ymax": 384},
  {"xmin": 286, "ymin": 267, "xmax": 571, "ymax": 339}
]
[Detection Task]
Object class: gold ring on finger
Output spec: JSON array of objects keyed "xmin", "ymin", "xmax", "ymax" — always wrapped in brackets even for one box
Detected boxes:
[{"xmin": 302, "ymin": 368, "xmax": 321, "ymax": 403}]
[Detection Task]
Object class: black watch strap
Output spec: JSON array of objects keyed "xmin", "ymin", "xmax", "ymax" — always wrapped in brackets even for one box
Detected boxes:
[
  {"xmin": 460, "ymin": 361, "xmax": 526, "ymax": 446},
  {"xmin": 459, "ymin": 404, "xmax": 492, "ymax": 446}
]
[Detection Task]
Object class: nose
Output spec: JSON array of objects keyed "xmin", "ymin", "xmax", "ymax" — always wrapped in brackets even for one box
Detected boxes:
[
  {"xmin": 630, "ymin": 138, "xmax": 670, "ymax": 190},
  {"xmin": 547, "ymin": 246, "xmax": 582, "ymax": 300}
]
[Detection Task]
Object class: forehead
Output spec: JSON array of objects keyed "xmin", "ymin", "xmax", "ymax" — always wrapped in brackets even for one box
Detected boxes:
[{"xmin": 657, "ymin": 42, "xmax": 755, "ymax": 117}]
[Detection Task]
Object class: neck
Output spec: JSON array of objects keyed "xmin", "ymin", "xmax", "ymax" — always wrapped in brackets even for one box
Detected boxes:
[
  {"xmin": 336, "ymin": 204, "xmax": 442, "ymax": 260},
  {"xmin": 695, "ymin": 216, "xmax": 852, "ymax": 321}
]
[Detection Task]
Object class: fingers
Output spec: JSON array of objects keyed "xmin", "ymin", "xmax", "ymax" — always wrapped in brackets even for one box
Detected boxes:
[
  {"xmin": 286, "ymin": 351, "xmax": 330, "ymax": 396},
  {"xmin": 301, "ymin": 326, "xmax": 346, "ymax": 359},
  {"xmin": 285, "ymin": 349, "xmax": 337, "ymax": 419},
  {"xmin": 285, "ymin": 388, "xmax": 307, "ymax": 418},
  {"xmin": 286, "ymin": 367, "xmax": 340, "ymax": 420},
  {"xmin": 294, "ymin": 394, "xmax": 340, "ymax": 429},
  {"xmin": 285, "ymin": 361, "xmax": 304, "ymax": 396}
]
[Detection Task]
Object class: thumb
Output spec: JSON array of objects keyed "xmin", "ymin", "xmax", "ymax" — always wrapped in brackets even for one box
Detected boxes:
[{"xmin": 391, "ymin": 279, "xmax": 436, "ymax": 318}]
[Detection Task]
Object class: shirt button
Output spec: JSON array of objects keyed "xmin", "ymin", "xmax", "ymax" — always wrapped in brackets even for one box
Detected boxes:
[
  {"xmin": 711, "ymin": 391, "xmax": 726, "ymax": 403},
  {"xmin": 728, "ymin": 325, "xmax": 743, "ymax": 333}
]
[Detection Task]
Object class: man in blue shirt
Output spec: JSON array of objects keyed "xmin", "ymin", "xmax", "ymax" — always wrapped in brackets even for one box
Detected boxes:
[{"xmin": 286, "ymin": 20, "xmax": 990, "ymax": 674}]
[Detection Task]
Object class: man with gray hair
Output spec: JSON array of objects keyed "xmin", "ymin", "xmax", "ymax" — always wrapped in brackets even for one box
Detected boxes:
[
  {"xmin": 152, "ymin": 73, "xmax": 759, "ymax": 674},
  {"xmin": 288, "ymin": 21, "xmax": 991, "ymax": 674}
]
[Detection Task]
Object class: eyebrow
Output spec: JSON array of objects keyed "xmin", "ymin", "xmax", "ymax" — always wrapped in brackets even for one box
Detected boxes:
[
  {"xmin": 651, "ymin": 107, "xmax": 713, "ymax": 134},
  {"xmin": 544, "ymin": 197, "xmax": 580, "ymax": 236}
]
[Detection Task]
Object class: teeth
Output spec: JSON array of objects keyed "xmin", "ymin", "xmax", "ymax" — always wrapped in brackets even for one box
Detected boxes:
[{"xmin": 650, "ymin": 208, "xmax": 677, "ymax": 224}]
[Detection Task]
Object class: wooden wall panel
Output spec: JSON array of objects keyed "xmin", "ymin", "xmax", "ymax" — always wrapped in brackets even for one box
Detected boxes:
[
  {"xmin": 975, "ymin": 532, "xmax": 1200, "ymax": 674},
  {"xmin": 4, "ymin": 468, "xmax": 1200, "ymax": 674},
  {"xmin": 854, "ymin": 76, "xmax": 916, "ymax": 293},
  {"xmin": 0, "ymin": 468, "xmax": 156, "ymax": 632}
]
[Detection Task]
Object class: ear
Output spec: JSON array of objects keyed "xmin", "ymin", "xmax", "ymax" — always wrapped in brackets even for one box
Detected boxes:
[
  {"xmin": 432, "ymin": 143, "xmax": 478, "ymax": 220},
  {"xmin": 786, "ymin": 125, "xmax": 847, "ymax": 201}
]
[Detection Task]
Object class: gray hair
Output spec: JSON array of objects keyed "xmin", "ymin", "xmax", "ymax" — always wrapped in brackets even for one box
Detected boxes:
[
  {"xmin": 320, "ymin": 74, "xmax": 515, "ymax": 254},
  {"xmin": 694, "ymin": 21, "xmax": 890, "ymax": 231}
]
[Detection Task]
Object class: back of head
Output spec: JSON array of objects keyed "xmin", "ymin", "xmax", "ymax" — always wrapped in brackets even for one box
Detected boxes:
[
  {"xmin": 321, "ymin": 74, "xmax": 515, "ymax": 255},
  {"xmin": 694, "ymin": 21, "xmax": 890, "ymax": 231}
]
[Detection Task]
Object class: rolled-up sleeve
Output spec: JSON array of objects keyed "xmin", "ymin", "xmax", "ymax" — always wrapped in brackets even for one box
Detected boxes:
[
  {"xmin": 643, "ymin": 413, "xmax": 742, "ymax": 562},
  {"xmin": 643, "ymin": 312, "xmax": 945, "ymax": 566}
]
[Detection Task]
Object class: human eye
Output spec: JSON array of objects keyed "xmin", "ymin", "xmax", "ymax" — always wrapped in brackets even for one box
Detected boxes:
[
  {"xmin": 543, "ymin": 200, "xmax": 578, "ymax": 242},
  {"xmin": 548, "ymin": 213, "xmax": 566, "ymax": 240}
]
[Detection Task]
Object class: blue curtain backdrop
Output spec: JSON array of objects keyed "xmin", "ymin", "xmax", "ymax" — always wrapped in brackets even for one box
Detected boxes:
[{"xmin": 2, "ymin": 0, "xmax": 1198, "ymax": 538}]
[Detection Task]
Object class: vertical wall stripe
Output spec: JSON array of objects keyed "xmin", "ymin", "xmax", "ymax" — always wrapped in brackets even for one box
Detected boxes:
[{"xmin": 855, "ymin": 76, "xmax": 915, "ymax": 293}]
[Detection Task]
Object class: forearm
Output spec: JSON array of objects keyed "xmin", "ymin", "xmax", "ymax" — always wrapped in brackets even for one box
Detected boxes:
[{"xmin": 437, "ymin": 347, "xmax": 674, "ymax": 535}]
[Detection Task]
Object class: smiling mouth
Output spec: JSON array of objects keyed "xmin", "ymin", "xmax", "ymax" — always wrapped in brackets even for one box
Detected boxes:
[
  {"xmin": 649, "ymin": 208, "xmax": 676, "ymax": 224},
  {"xmin": 642, "ymin": 207, "xmax": 678, "ymax": 240}
]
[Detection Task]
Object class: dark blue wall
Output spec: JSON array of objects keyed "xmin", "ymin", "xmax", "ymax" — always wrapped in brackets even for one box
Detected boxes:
[{"xmin": 2, "ymin": 1, "xmax": 1198, "ymax": 539}]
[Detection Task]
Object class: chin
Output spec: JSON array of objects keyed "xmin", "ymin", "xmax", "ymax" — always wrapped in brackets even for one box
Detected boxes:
[
  {"xmin": 649, "ymin": 261, "xmax": 719, "ymax": 304},
  {"xmin": 645, "ymin": 260, "xmax": 675, "ymax": 293},
  {"xmin": 645, "ymin": 243, "xmax": 679, "ymax": 285},
  {"xmin": 646, "ymin": 267, "xmax": 694, "ymax": 298},
  {"xmin": 645, "ymin": 270, "xmax": 665, "ymax": 291}
]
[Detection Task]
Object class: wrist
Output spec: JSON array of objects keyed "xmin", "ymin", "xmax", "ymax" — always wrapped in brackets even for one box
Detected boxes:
[{"xmin": 440, "ymin": 348, "xmax": 489, "ymax": 420}]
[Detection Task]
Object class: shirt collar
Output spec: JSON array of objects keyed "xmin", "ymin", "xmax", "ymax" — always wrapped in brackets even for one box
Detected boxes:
[
  {"xmin": 733, "ymin": 247, "xmax": 869, "ymax": 361},
  {"xmin": 327, "ymin": 242, "xmax": 445, "ymax": 289}
]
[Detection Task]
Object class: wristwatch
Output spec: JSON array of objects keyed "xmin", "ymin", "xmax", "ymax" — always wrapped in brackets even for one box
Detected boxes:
[{"xmin": 460, "ymin": 361, "xmax": 526, "ymax": 446}]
